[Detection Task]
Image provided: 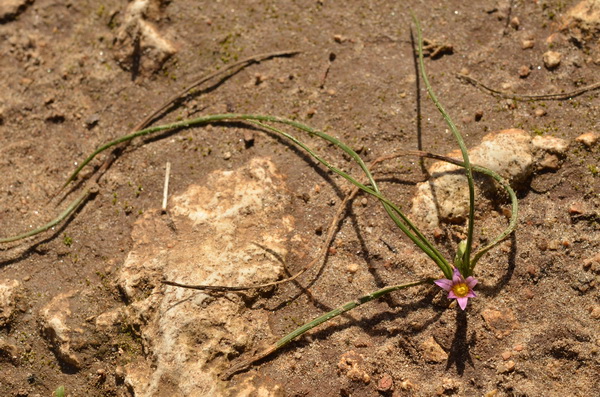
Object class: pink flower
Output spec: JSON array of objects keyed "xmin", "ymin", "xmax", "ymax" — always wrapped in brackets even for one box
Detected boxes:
[{"xmin": 435, "ymin": 267, "xmax": 478, "ymax": 310}]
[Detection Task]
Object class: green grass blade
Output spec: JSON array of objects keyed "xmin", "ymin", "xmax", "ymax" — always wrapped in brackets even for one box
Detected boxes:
[
  {"xmin": 224, "ymin": 278, "xmax": 432, "ymax": 378},
  {"xmin": 469, "ymin": 165, "xmax": 518, "ymax": 270},
  {"xmin": 276, "ymin": 278, "xmax": 432, "ymax": 347},
  {"xmin": 415, "ymin": 150, "xmax": 519, "ymax": 270},
  {"xmin": 257, "ymin": 120, "xmax": 451, "ymax": 275},
  {"xmin": 0, "ymin": 187, "xmax": 93, "ymax": 243},
  {"xmin": 413, "ymin": 15, "xmax": 476, "ymax": 277},
  {"xmin": 252, "ymin": 120, "xmax": 452, "ymax": 278}
]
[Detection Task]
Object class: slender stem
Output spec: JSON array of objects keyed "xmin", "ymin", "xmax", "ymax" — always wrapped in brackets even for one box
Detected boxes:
[
  {"xmin": 413, "ymin": 16, "xmax": 476, "ymax": 276},
  {"xmin": 276, "ymin": 278, "xmax": 432, "ymax": 347},
  {"xmin": 223, "ymin": 278, "xmax": 432, "ymax": 378},
  {"xmin": 468, "ymin": 165, "xmax": 518, "ymax": 270},
  {"xmin": 0, "ymin": 187, "xmax": 93, "ymax": 243},
  {"xmin": 457, "ymin": 72, "xmax": 600, "ymax": 101}
]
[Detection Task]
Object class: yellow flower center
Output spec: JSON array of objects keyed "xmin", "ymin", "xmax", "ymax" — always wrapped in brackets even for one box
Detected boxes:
[{"xmin": 452, "ymin": 283, "xmax": 469, "ymax": 298}]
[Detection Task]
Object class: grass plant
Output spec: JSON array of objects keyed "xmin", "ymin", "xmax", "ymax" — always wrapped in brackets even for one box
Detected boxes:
[{"xmin": 0, "ymin": 18, "xmax": 518, "ymax": 378}]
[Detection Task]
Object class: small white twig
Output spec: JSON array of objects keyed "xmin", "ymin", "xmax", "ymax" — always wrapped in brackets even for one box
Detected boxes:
[{"xmin": 162, "ymin": 161, "xmax": 171, "ymax": 212}]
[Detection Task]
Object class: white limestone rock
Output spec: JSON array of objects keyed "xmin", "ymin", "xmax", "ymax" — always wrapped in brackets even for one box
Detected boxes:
[
  {"xmin": 112, "ymin": 0, "xmax": 176, "ymax": 74},
  {"xmin": 114, "ymin": 158, "xmax": 293, "ymax": 396},
  {"xmin": 411, "ymin": 129, "xmax": 568, "ymax": 229},
  {"xmin": 39, "ymin": 291, "xmax": 84, "ymax": 369},
  {"xmin": 0, "ymin": 279, "xmax": 21, "ymax": 327}
]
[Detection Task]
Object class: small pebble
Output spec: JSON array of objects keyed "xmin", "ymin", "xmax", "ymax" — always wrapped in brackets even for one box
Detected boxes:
[
  {"xmin": 347, "ymin": 263, "xmax": 359, "ymax": 274},
  {"xmin": 534, "ymin": 108, "xmax": 546, "ymax": 117},
  {"xmin": 583, "ymin": 254, "xmax": 600, "ymax": 274},
  {"xmin": 590, "ymin": 306, "xmax": 600, "ymax": 319},
  {"xmin": 243, "ymin": 130, "xmax": 254, "ymax": 148},
  {"xmin": 531, "ymin": 135, "xmax": 569, "ymax": 153},
  {"xmin": 518, "ymin": 65, "xmax": 531, "ymax": 78},
  {"xmin": 115, "ymin": 365, "xmax": 125, "ymax": 382},
  {"xmin": 497, "ymin": 360, "xmax": 516, "ymax": 374},
  {"xmin": 441, "ymin": 377, "xmax": 459, "ymax": 392},
  {"xmin": 510, "ymin": 17, "xmax": 520, "ymax": 29},
  {"xmin": 575, "ymin": 131, "xmax": 599, "ymax": 148},
  {"xmin": 222, "ymin": 151, "xmax": 232, "ymax": 160},
  {"xmin": 539, "ymin": 153, "xmax": 560, "ymax": 170},
  {"xmin": 513, "ymin": 344, "xmax": 524, "ymax": 352},
  {"xmin": 569, "ymin": 202, "xmax": 586, "ymax": 216},
  {"xmin": 377, "ymin": 373, "xmax": 394, "ymax": 392},
  {"xmin": 545, "ymin": 33, "xmax": 564, "ymax": 44},
  {"xmin": 501, "ymin": 351, "xmax": 512, "ymax": 360},
  {"xmin": 360, "ymin": 197, "xmax": 368, "ymax": 207},
  {"xmin": 254, "ymin": 73, "xmax": 266, "ymax": 85},
  {"xmin": 543, "ymin": 51, "xmax": 562, "ymax": 69},
  {"xmin": 547, "ymin": 239, "xmax": 561, "ymax": 250},
  {"xmin": 521, "ymin": 39, "xmax": 534, "ymax": 49},
  {"xmin": 475, "ymin": 109, "xmax": 484, "ymax": 121},
  {"xmin": 399, "ymin": 379, "xmax": 415, "ymax": 390}
]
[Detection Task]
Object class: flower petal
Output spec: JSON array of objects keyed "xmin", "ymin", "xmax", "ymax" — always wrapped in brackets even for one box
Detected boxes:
[
  {"xmin": 452, "ymin": 267, "xmax": 463, "ymax": 284},
  {"xmin": 465, "ymin": 276, "xmax": 478, "ymax": 289},
  {"xmin": 457, "ymin": 297, "xmax": 469, "ymax": 310},
  {"xmin": 448, "ymin": 290, "xmax": 457, "ymax": 299},
  {"xmin": 435, "ymin": 278, "xmax": 453, "ymax": 291}
]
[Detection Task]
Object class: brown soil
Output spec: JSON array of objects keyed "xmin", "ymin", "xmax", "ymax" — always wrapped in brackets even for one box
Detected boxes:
[{"xmin": 1, "ymin": 1, "xmax": 599, "ymax": 396}]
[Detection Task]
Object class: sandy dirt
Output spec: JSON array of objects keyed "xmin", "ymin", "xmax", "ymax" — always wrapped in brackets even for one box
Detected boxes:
[{"xmin": 0, "ymin": 0, "xmax": 599, "ymax": 396}]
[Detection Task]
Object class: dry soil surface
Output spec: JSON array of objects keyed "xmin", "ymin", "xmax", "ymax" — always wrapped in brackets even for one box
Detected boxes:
[{"xmin": 1, "ymin": 1, "xmax": 599, "ymax": 396}]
